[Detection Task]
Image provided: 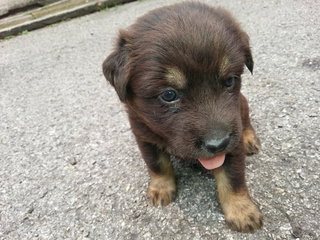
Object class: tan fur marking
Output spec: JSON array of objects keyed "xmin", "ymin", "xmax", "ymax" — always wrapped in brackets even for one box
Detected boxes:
[
  {"xmin": 147, "ymin": 152, "xmax": 176, "ymax": 206},
  {"xmin": 166, "ymin": 67, "xmax": 187, "ymax": 89},
  {"xmin": 219, "ymin": 56, "xmax": 230, "ymax": 76},
  {"xmin": 243, "ymin": 128, "xmax": 261, "ymax": 156},
  {"xmin": 213, "ymin": 167, "xmax": 263, "ymax": 232}
]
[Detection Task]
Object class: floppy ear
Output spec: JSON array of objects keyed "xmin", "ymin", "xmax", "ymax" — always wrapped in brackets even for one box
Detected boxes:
[
  {"xmin": 240, "ymin": 32, "xmax": 254, "ymax": 74},
  {"xmin": 245, "ymin": 48, "xmax": 254, "ymax": 74},
  {"xmin": 102, "ymin": 31, "xmax": 130, "ymax": 102}
]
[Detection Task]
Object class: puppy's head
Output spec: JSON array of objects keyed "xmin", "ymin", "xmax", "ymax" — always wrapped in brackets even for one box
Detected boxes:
[{"xmin": 103, "ymin": 3, "xmax": 253, "ymax": 160}]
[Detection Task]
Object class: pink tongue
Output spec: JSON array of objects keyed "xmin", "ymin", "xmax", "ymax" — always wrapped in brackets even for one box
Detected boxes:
[{"xmin": 198, "ymin": 154, "xmax": 225, "ymax": 170}]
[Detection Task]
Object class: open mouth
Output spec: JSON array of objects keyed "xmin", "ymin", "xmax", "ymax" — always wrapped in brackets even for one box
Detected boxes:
[{"xmin": 198, "ymin": 154, "xmax": 225, "ymax": 170}]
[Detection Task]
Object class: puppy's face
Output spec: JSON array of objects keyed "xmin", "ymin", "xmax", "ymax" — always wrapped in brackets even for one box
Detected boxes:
[{"xmin": 103, "ymin": 4, "xmax": 253, "ymax": 160}]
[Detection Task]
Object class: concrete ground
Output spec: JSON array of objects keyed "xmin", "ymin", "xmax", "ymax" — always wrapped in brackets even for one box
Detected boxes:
[
  {"xmin": 0, "ymin": 0, "xmax": 59, "ymax": 16},
  {"xmin": 0, "ymin": 0, "xmax": 319, "ymax": 239},
  {"xmin": 0, "ymin": 0, "xmax": 136, "ymax": 38}
]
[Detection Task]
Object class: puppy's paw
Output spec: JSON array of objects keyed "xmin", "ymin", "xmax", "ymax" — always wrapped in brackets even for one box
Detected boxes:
[
  {"xmin": 223, "ymin": 194, "xmax": 263, "ymax": 232},
  {"xmin": 147, "ymin": 186, "xmax": 176, "ymax": 206},
  {"xmin": 147, "ymin": 176, "xmax": 176, "ymax": 206},
  {"xmin": 243, "ymin": 128, "xmax": 261, "ymax": 156}
]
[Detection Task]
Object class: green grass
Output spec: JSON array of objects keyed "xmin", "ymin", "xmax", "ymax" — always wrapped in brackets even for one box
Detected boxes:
[{"xmin": 4, "ymin": 35, "xmax": 14, "ymax": 40}]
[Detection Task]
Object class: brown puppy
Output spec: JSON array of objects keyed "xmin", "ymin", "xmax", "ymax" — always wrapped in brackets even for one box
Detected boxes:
[{"xmin": 102, "ymin": 2, "xmax": 262, "ymax": 232}]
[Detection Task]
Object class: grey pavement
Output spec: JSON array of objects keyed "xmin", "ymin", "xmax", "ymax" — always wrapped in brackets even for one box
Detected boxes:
[{"xmin": 0, "ymin": 0, "xmax": 319, "ymax": 239}]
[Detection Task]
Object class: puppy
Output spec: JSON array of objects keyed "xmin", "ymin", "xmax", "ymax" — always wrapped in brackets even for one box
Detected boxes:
[{"xmin": 102, "ymin": 2, "xmax": 263, "ymax": 232}]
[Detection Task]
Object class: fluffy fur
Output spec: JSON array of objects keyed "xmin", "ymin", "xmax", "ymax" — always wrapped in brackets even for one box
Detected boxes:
[{"xmin": 102, "ymin": 2, "xmax": 262, "ymax": 232}]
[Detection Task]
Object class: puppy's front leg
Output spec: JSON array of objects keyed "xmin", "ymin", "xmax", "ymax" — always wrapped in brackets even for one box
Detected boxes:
[
  {"xmin": 240, "ymin": 93, "xmax": 261, "ymax": 156},
  {"xmin": 137, "ymin": 141, "xmax": 176, "ymax": 206},
  {"xmin": 213, "ymin": 158, "xmax": 263, "ymax": 232}
]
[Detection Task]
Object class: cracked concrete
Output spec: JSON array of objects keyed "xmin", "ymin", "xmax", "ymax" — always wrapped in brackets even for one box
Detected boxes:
[{"xmin": 0, "ymin": 0, "xmax": 319, "ymax": 239}]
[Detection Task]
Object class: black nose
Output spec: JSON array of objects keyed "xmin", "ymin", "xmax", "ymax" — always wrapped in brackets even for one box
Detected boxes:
[{"xmin": 204, "ymin": 134, "xmax": 231, "ymax": 153}]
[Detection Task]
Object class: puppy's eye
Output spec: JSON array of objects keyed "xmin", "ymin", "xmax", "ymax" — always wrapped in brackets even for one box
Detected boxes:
[
  {"xmin": 224, "ymin": 76, "xmax": 238, "ymax": 89},
  {"xmin": 160, "ymin": 89, "xmax": 178, "ymax": 102}
]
